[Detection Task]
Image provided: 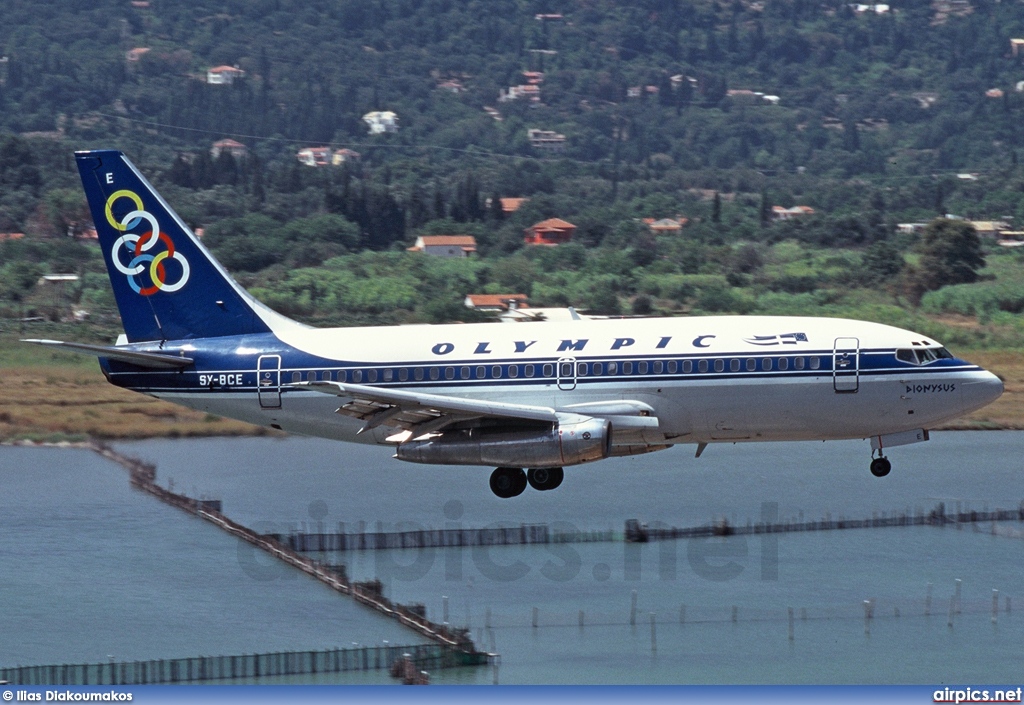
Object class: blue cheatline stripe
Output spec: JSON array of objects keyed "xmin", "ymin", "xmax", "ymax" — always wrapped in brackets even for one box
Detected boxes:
[{"xmin": 109, "ymin": 363, "xmax": 978, "ymax": 396}]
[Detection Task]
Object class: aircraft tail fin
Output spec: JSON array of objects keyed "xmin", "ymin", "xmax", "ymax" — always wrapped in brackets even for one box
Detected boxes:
[{"xmin": 75, "ymin": 150, "xmax": 302, "ymax": 342}]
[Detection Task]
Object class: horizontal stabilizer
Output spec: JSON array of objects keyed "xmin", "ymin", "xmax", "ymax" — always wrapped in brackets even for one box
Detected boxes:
[{"xmin": 21, "ymin": 339, "xmax": 194, "ymax": 369}]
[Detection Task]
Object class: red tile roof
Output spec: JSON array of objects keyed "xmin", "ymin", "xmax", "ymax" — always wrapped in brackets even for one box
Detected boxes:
[
  {"xmin": 417, "ymin": 235, "xmax": 477, "ymax": 247},
  {"xmin": 465, "ymin": 294, "xmax": 528, "ymax": 310}
]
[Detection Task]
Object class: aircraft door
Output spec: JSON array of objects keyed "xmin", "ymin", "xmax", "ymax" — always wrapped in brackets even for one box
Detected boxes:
[
  {"xmin": 833, "ymin": 337, "xmax": 859, "ymax": 393},
  {"xmin": 257, "ymin": 354, "xmax": 282, "ymax": 408},
  {"xmin": 557, "ymin": 356, "xmax": 577, "ymax": 391}
]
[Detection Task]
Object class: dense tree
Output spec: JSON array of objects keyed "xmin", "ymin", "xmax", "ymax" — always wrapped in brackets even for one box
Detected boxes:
[{"xmin": 914, "ymin": 219, "xmax": 985, "ymax": 293}]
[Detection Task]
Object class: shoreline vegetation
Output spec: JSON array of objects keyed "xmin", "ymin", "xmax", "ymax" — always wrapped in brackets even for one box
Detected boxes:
[{"xmin": 0, "ymin": 335, "xmax": 1017, "ymax": 443}]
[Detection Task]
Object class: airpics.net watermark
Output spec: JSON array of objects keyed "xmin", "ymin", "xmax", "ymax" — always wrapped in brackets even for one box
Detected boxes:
[{"xmin": 236, "ymin": 501, "xmax": 781, "ymax": 584}]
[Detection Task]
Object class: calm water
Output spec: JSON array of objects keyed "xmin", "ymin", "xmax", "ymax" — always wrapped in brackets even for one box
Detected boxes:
[{"xmin": 1, "ymin": 433, "xmax": 1022, "ymax": 683}]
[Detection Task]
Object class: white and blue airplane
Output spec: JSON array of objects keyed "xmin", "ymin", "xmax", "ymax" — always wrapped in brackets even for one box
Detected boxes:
[{"xmin": 26, "ymin": 150, "xmax": 1004, "ymax": 497}]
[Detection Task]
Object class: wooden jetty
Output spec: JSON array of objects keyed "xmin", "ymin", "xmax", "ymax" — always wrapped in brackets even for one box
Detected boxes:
[
  {"xmin": 269, "ymin": 524, "xmax": 613, "ymax": 552},
  {"xmin": 2, "ymin": 643, "xmax": 459, "ymax": 686},
  {"xmin": 267, "ymin": 504, "xmax": 1024, "ymax": 551},
  {"xmin": 87, "ymin": 441, "xmax": 492, "ymax": 665},
  {"xmin": 623, "ymin": 502, "xmax": 1024, "ymax": 542}
]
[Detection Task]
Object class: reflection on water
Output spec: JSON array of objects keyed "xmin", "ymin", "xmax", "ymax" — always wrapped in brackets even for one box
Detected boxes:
[{"xmin": 1, "ymin": 432, "xmax": 1022, "ymax": 683}]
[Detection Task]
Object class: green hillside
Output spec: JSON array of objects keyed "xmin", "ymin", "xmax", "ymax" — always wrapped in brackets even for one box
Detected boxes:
[{"xmin": 2, "ymin": 0, "xmax": 1024, "ymax": 347}]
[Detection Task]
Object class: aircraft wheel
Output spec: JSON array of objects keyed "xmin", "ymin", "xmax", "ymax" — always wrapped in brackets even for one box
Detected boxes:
[
  {"xmin": 490, "ymin": 467, "xmax": 527, "ymax": 498},
  {"xmin": 527, "ymin": 467, "xmax": 564, "ymax": 491},
  {"xmin": 870, "ymin": 457, "xmax": 891, "ymax": 478}
]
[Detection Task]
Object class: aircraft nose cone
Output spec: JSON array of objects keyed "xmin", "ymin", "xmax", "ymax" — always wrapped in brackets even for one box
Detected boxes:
[{"xmin": 961, "ymin": 371, "xmax": 1004, "ymax": 412}]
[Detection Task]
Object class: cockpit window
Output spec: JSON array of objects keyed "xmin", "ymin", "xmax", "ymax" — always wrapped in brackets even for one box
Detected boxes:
[{"xmin": 896, "ymin": 347, "xmax": 953, "ymax": 365}]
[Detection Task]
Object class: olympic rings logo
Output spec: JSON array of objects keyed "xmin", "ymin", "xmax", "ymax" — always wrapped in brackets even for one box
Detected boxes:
[{"xmin": 105, "ymin": 189, "xmax": 190, "ymax": 296}]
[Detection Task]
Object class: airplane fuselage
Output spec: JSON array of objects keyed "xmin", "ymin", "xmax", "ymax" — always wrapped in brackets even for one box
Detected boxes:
[{"xmin": 101, "ymin": 314, "xmax": 1001, "ymax": 450}]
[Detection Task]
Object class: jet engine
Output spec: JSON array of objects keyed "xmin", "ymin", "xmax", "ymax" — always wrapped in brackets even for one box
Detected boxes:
[{"xmin": 395, "ymin": 416, "xmax": 611, "ymax": 468}]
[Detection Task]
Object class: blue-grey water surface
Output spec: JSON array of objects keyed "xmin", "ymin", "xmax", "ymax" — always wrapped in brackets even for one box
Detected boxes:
[{"xmin": 1, "ymin": 432, "xmax": 1022, "ymax": 683}]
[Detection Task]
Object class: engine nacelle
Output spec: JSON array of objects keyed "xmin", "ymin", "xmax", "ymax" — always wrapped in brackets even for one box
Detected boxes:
[{"xmin": 395, "ymin": 417, "xmax": 611, "ymax": 468}]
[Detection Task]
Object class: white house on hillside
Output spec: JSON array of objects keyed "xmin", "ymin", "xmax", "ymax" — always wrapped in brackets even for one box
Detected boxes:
[
  {"xmin": 363, "ymin": 111, "xmax": 399, "ymax": 134},
  {"xmin": 207, "ymin": 66, "xmax": 245, "ymax": 85}
]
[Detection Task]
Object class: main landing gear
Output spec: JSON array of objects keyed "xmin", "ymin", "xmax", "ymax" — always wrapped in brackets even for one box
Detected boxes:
[
  {"xmin": 489, "ymin": 467, "xmax": 564, "ymax": 498},
  {"xmin": 870, "ymin": 455, "xmax": 892, "ymax": 478}
]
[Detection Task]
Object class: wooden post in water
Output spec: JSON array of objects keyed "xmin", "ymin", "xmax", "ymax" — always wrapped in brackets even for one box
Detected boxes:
[
  {"xmin": 992, "ymin": 589, "xmax": 999, "ymax": 624},
  {"xmin": 650, "ymin": 613, "xmax": 657, "ymax": 653},
  {"xmin": 579, "ymin": 610, "xmax": 584, "ymax": 629},
  {"xmin": 731, "ymin": 606, "xmax": 738, "ymax": 623},
  {"xmin": 630, "ymin": 590, "xmax": 638, "ymax": 626},
  {"xmin": 947, "ymin": 596, "xmax": 955, "ymax": 628},
  {"xmin": 788, "ymin": 607, "xmax": 795, "ymax": 641},
  {"xmin": 954, "ymin": 579, "xmax": 962, "ymax": 614},
  {"xmin": 679, "ymin": 604, "xmax": 686, "ymax": 625},
  {"xmin": 863, "ymin": 600, "xmax": 872, "ymax": 635},
  {"xmin": 926, "ymin": 582, "xmax": 933, "ymax": 616},
  {"xmin": 532, "ymin": 606, "xmax": 538, "ymax": 629}
]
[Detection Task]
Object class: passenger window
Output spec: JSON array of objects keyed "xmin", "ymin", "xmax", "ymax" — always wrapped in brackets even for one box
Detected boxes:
[
  {"xmin": 383, "ymin": 369, "xmax": 394, "ymax": 382},
  {"xmin": 476, "ymin": 366, "xmax": 486, "ymax": 379},
  {"xmin": 623, "ymin": 362, "xmax": 634, "ymax": 374},
  {"xmin": 762, "ymin": 358, "xmax": 772, "ymax": 371},
  {"xmin": 367, "ymin": 369, "xmax": 378, "ymax": 382},
  {"xmin": 353, "ymin": 370, "xmax": 363, "ymax": 383},
  {"xmin": 607, "ymin": 362, "xmax": 618, "ymax": 374},
  {"xmin": 577, "ymin": 363, "xmax": 588, "ymax": 377},
  {"xmin": 399, "ymin": 368, "xmax": 409, "ymax": 382},
  {"xmin": 429, "ymin": 368, "xmax": 439, "ymax": 380},
  {"xmin": 730, "ymin": 359, "xmax": 740, "ymax": 372},
  {"xmin": 714, "ymin": 359, "xmax": 725, "ymax": 373},
  {"xmin": 509, "ymin": 365, "xmax": 519, "ymax": 378},
  {"xmin": 810, "ymin": 357, "xmax": 820, "ymax": 370},
  {"xmin": 445, "ymin": 367, "xmax": 455, "ymax": 380},
  {"xmin": 543, "ymin": 364, "xmax": 554, "ymax": 377},
  {"xmin": 414, "ymin": 368, "xmax": 424, "ymax": 381},
  {"xmin": 698, "ymin": 360, "xmax": 708, "ymax": 373},
  {"xmin": 668, "ymin": 360, "xmax": 678, "ymax": 373},
  {"xmin": 292, "ymin": 371, "xmax": 301, "ymax": 383},
  {"xmin": 338, "ymin": 370, "xmax": 348, "ymax": 383},
  {"xmin": 592, "ymin": 362, "xmax": 603, "ymax": 376},
  {"xmin": 525, "ymin": 364, "xmax": 535, "ymax": 377},
  {"xmin": 778, "ymin": 358, "xmax": 789, "ymax": 371},
  {"xmin": 794, "ymin": 357, "xmax": 805, "ymax": 370},
  {"xmin": 493, "ymin": 365, "xmax": 503, "ymax": 378},
  {"xmin": 683, "ymin": 360, "xmax": 692, "ymax": 373},
  {"xmin": 653, "ymin": 361, "xmax": 663, "ymax": 374},
  {"xmin": 746, "ymin": 358, "xmax": 755, "ymax": 371},
  {"xmin": 638, "ymin": 361, "xmax": 648, "ymax": 374}
]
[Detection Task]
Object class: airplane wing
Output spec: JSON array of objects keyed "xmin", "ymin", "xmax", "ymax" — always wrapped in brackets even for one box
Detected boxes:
[
  {"xmin": 294, "ymin": 380, "xmax": 559, "ymax": 438},
  {"xmin": 21, "ymin": 339, "xmax": 194, "ymax": 370},
  {"xmin": 293, "ymin": 381, "xmax": 664, "ymax": 444}
]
